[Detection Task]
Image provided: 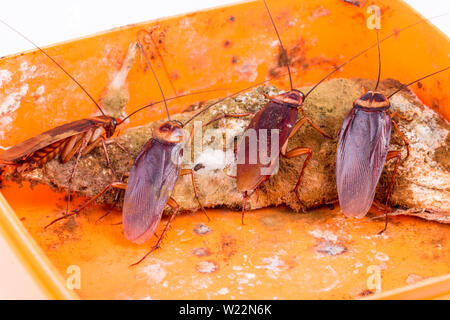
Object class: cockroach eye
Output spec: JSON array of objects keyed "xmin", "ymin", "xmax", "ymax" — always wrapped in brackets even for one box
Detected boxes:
[
  {"xmin": 160, "ymin": 124, "xmax": 171, "ymax": 131},
  {"xmin": 360, "ymin": 92, "xmax": 372, "ymax": 101},
  {"xmin": 289, "ymin": 92, "xmax": 300, "ymax": 100},
  {"xmin": 373, "ymin": 93, "xmax": 386, "ymax": 102},
  {"xmin": 111, "ymin": 118, "xmax": 118, "ymax": 130}
]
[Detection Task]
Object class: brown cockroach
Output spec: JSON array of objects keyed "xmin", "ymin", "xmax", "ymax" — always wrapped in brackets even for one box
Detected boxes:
[
  {"xmin": 0, "ymin": 20, "xmax": 227, "ymax": 214},
  {"xmin": 0, "ymin": 20, "xmax": 128, "ymax": 214},
  {"xmin": 45, "ymin": 39, "xmax": 214, "ymax": 266},
  {"xmin": 336, "ymin": 28, "xmax": 449, "ymax": 233}
]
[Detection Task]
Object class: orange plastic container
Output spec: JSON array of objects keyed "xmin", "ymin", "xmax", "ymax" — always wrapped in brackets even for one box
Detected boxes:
[{"xmin": 0, "ymin": 0, "xmax": 449, "ymax": 299}]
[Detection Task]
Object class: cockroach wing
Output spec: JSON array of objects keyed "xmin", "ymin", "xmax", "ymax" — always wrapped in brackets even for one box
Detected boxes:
[
  {"xmin": 336, "ymin": 109, "xmax": 391, "ymax": 218},
  {"xmin": 0, "ymin": 117, "xmax": 108, "ymax": 161},
  {"xmin": 122, "ymin": 139, "xmax": 182, "ymax": 245},
  {"xmin": 236, "ymin": 101, "xmax": 297, "ymax": 192}
]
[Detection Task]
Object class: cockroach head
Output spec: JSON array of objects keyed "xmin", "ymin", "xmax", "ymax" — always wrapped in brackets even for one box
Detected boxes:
[
  {"xmin": 271, "ymin": 89, "xmax": 305, "ymax": 107},
  {"xmin": 354, "ymin": 91, "xmax": 390, "ymax": 110},
  {"xmin": 104, "ymin": 117, "xmax": 118, "ymax": 138},
  {"xmin": 91, "ymin": 115, "xmax": 117, "ymax": 137},
  {"xmin": 154, "ymin": 120, "xmax": 185, "ymax": 144}
]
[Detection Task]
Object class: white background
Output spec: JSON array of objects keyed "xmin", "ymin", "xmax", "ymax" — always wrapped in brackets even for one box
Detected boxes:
[{"xmin": 0, "ymin": 0, "xmax": 449, "ymax": 57}]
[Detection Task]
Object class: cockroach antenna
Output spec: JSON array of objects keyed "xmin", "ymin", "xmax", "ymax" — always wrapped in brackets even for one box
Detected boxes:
[
  {"xmin": 118, "ymin": 87, "xmax": 234, "ymax": 125},
  {"xmin": 182, "ymin": 79, "xmax": 271, "ymax": 126},
  {"xmin": 263, "ymin": 0, "xmax": 293, "ymax": 90},
  {"xmin": 184, "ymin": 12, "xmax": 449, "ymax": 126},
  {"xmin": 388, "ymin": 66, "xmax": 450, "ymax": 99},
  {"xmin": 136, "ymin": 40, "xmax": 171, "ymax": 120},
  {"xmin": 374, "ymin": 28, "xmax": 381, "ymax": 91},
  {"xmin": 0, "ymin": 19, "xmax": 106, "ymax": 116},
  {"xmin": 303, "ymin": 13, "xmax": 449, "ymax": 100},
  {"xmin": 0, "ymin": 19, "xmax": 232, "ymax": 127}
]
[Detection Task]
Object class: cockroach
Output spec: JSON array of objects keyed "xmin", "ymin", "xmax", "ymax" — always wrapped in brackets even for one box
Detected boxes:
[
  {"xmin": 0, "ymin": 20, "xmax": 227, "ymax": 213},
  {"xmin": 45, "ymin": 39, "xmax": 215, "ymax": 266},
  {"xmin": 336, "ymin": 27, "xmax": 449, "ymax": 233},
  {"xmin": 198, "ymin": 0, "xmax": 439, "ymax": 223},
  {"xmin": 230, "ymin": 0, "xmax": 334, "ymax": 222},
  {"xmin": 0, "ymin": 20, "xmax": 129, "ymax": 214}
]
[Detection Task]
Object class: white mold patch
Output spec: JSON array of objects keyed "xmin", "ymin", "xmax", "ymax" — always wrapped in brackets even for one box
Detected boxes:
[
  {"xmin": 0, "ymin": 84, "xmax": 29, "ymax": 116},
  {"xmin": 35, "ymin": 85, "xmax": 45, "ymax": 95},
  {"xmin": 195, "ymin": 148, "xmax": 228, "ymax": 171},
  {"xmin": 19, "ymin": 62, "xmax": 37, "ymax": 82},
  {"xmin": 139, "ymin": 262, "xmax": 167, "ymax": 285},
  {"xmin": 196, "ymin": 260, "xmax": 218, "ymax": 273},
  {"xmin": 256, "ymin": 255, "xmax": 288, "ymax": 279},
  {"xmin": 216, "ymin": 288, "xmax": 229, "ymax": 295},
  {"xmin": 0, "ymin": 84, "xmax": 29, "ymax": 138},
  {"xmin": 309, "ymin": 229, "xmax": 339, "ymax": 243},
  {"xmin": 374, "ymin": 251, "xmax": 389, "ymax": 262},
  {"xmin": 111, "ymin": 42, "xmax": 137, "ymax": 90},
  {"xmin": 0, "ymin": 69, "xmax": 12, "ymax": 87},
  {"xmin": 234, "ymin": 57, "xmax": 258, "ymax": 82}
]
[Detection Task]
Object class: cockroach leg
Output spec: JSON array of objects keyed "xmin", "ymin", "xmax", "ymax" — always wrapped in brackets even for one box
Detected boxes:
[
  {"xmin": 279, "ymin": 116, "xmax": 317, "ymax": 205},
  {"xmin": 297, "ymin": 111, "xmax": 333, "ymax": 139},
  {"xmin": 261, "ymin": 92, "xmax": 276, "ymax": 101},
  {"xmin": 334, "ymin": 128, "xmax": 342, "ymax": 140},
  {"xmin": 372, "ymin": 199, "xmax": 389, "ymax": 211},
  {"xmin": 81, "ymin": 135, "xmax": 123, "ymax": 179},
  {"xmin": 80, "ymin": 135, "xmax": 118, "ymax": 179},
  {"xmin": 286, "ymin": 117, "xmax": 307, "ymax": 141},
  {"xmin": 77, "ymin": 181, "xmax": 127, "ymax": 215},
  {"xmin": 391, "ymin": 118, "xmax": 410, "ymax": 161},
  {"xmin": 390, "ymin": 112, "xmax": 408, "ymax": 121},
  {"xmin": 105, "ymin": 139, "xmax": 131, "ymax": 156},
  {"xmin": 96, "ymin": 202, "xmax": 116, "ymax": 223},
  {"xmin": 241, "ymin": 191, "xmax": 250, "ymax": 225},
  {"xmin": 65, "ymin": 130, "xmax": 94, "ymax": 215},
  {"xmin": 60, "ymin": 135, "xmax": 82, "ymax": 163},
  {"xmin": 370, "ymin": 199, "xmax": 393, "ymax": 219},
  {"xmin": 130, "ymin": 197, "xmax": 180, "ymax": 267},
  {"xmin": 222, "ymin": 164, "xmax": 237, "ymax": 179},
  {"xmin": 80, "ymin": 136, "xmax": 101, "ymax": 156},
  {"xmin": 180, "ymin": 168, "xmax": 209, "ymax": 222},
  {"xmin": 96, "ymin": 186, "xmax": 123, "ymax": 223},
  {"xmin": 281, "ymin": 147, "xmax": 312, "ymax": 206},
  {"xmin": 44, "ymin": 181, "xmax": 127, "ymax": 229},
  {"xmin": 324, "ymin": 199, "xmax": 339, "ymax": 210},
  {"xmin": 378, "ymin": 150, "xmax": 401, "ymax": 234},
  {"xmin": 101, "ymin": 137, "xmax": 118, "ymax": 179}
]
